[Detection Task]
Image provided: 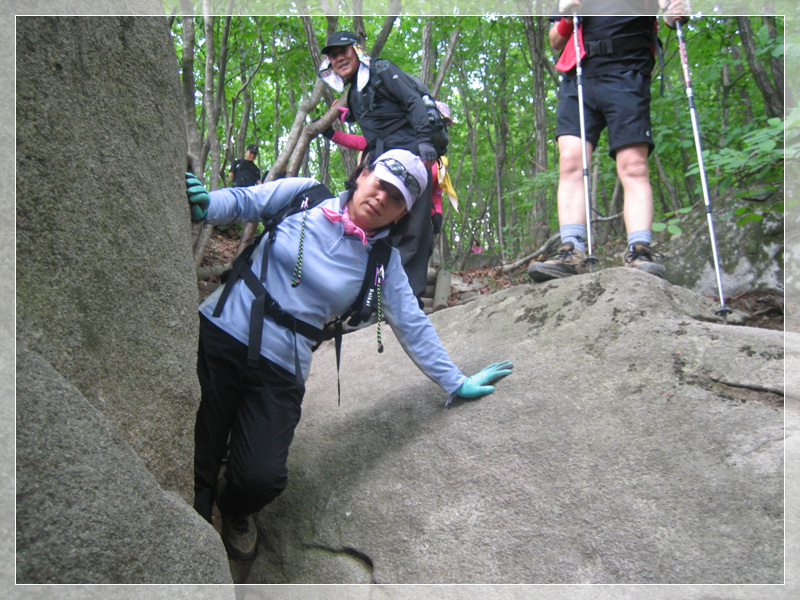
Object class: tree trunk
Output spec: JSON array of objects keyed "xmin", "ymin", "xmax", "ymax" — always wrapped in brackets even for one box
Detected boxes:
[
  {"xmin": 653, "ymin": 152, "xmax": 679, "ymax": 213},
  {"xmin": 432, "ymin": 26, "xmax": 461, "ymax": 98},
  {"xmin": 192, "ymin": 5, "xmax": 225, "ymax": 266},
  {"xmin": 178, "ymin": 4, "xmax": 201, "ymax": 175},
  {"xmin": 662, "ymin": 74, "xmax": 697, "ymax": 207},
  {"xmin": 728, "ymin": 44, "xmax": 756, "ymax": 124},
  {"xmin": 226, "ymin": 19, "xmax": 266, "ymax": 168},
  {"xmin": 420, "ymin": 20, "xmax": 435, "ymax": 86},
  {"xmin": 736, "ymin": 16, "xmax": 783, "ymax": 118},
  {"xmin": 762, "ymin": 16, "xmax": 787, "ymax": 111},
  {"xmin": 522, "ymin": 15, "xmax": 552, "ymax": 252},
  {"xmin": 367, "ymin": 0, "xmax": 401, "ymax": 59}
]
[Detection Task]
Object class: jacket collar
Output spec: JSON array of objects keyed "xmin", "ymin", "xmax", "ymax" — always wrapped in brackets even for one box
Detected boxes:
[{"xmin": 318, "ymin": 44, "xmax": 371, "ymax": 93}]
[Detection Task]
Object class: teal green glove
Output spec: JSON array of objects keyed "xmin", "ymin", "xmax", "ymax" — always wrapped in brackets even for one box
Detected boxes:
[
  {"xmin": 447, "ymin": 360, "xmax": 514, "ymax": 406},
  {"xmin": 185, "ymin": 172, "xmax": 210, "ymax": 221}
]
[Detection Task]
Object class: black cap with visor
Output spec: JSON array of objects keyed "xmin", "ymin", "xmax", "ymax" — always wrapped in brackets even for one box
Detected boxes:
[{"xmin": 321, "ymin": 31, "xmax": 360, "ymax": 55}]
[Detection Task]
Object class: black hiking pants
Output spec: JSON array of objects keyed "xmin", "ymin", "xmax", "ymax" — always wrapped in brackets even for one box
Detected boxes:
[
  {"xmin": 391, "ymin": 169, "xmax": 434, "ymax": 304},
  {"xmin": 193, "ymin": 315, "xmax": 304, "ymax": 522}
]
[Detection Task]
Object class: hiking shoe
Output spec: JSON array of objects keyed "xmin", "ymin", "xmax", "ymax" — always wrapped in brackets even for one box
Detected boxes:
[
  {"xmin": 528, "ymin": 242, "xmax": 589, "ymax": 282},
  {"xmin": 220, "ymin": 512, "xmax": 257, "ymax": 561},
  {"xmin": 624, "ymin": 242, "xmax": 666, "ymax": 278}
]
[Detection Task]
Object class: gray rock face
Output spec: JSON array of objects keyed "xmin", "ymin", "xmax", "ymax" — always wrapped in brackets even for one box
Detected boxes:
[
  {"xmin": 246, "ymin": 268, "xmax": 784, "ymax": 585},
  {"xmin": 16, "ymin": 16, "xmax": 199, "ymax": 496},
  {"xmin": 652, "ymin": 193, "xmax": 783, "ymax": 297},
  {"xmin": 15, "ymin": 343, "xmax": 232, "ymax": 584}
]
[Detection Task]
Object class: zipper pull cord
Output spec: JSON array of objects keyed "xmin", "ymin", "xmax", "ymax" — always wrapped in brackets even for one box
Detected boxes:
[{"xmin": 290, "ymin": 198, "xmax": 310, "ymax": 288}]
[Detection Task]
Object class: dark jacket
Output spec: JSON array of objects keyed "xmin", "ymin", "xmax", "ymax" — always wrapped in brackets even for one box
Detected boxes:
[
  {"xmin": 346, "ymin": 59, "xmax": 433, "ymax": 159},
  {"xmin": 230, "ymin": 159, "xmax": 262, "ymax": 187}
]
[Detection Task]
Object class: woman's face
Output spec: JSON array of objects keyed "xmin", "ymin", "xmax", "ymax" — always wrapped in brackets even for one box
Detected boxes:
[
  {"xmin": 348, "ymin": 169, "xmax": 409, "ymax": 231},
  {"xmin": 328, "ymin": 45, "xmax": 360, "ymax": 81}
]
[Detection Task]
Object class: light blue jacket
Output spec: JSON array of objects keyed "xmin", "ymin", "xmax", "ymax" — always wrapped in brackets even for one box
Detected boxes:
[{"xmin": 198, "ymin": 178, "xmax": 466, "ymax": 395}]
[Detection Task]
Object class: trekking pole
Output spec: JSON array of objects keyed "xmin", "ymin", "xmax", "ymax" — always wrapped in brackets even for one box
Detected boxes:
[
  {"xmin": 675, "ymin": 21, "xmax": 732, "ymax": 323},
  {"xmin": 573, "ymin": 12, "xmax": 597, "ymax": 271}
]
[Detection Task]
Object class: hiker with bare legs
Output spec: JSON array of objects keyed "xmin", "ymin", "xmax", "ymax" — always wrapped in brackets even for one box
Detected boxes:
[{"xmin": 528, "ymin": 0, "xmax": 690, "ymax": 282}]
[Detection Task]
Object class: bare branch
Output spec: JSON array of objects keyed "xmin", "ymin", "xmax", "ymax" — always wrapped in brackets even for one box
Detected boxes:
[
  {"xmin": 501, "ymin": 233, "xmax": 561, "ymax": 272},
  {"xmin": 368, "ymin": 0, "xmax": 401, "ymax": 59},
  {"xmin": 432, "ymin": 26, "xmax": 461, "ymax": 97}
]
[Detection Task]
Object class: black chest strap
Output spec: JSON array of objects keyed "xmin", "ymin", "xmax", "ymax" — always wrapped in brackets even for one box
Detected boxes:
[
  {"xmin": 333, "ymin": 239, "xmax": 393, "ymax": 405},
  {"xmin": 211, "ymin": 184, "xmax": 332, "ymax": 376}
]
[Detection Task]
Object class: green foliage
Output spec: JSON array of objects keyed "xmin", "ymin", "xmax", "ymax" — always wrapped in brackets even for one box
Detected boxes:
[
  {"xmin": 691, "ymin": 116, "xmax": 783, "ymax": 186},
  {"xmin": 171, "ymin": 15, "xmax": 784, "ymax": 261},
  {"xmin": 651, "ymin": 207, "xmax": 693, "ymax": 236}
]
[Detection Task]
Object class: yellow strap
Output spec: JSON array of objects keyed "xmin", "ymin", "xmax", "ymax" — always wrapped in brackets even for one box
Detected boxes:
[{"xmin": 437, "ymin": 156, "xmax": 459, "ymax": 212}]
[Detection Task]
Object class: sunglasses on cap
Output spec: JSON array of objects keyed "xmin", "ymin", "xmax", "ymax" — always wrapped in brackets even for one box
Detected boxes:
[{"xmin": 377, "ymin": 158, "xmax": 422, "ymax": 200}]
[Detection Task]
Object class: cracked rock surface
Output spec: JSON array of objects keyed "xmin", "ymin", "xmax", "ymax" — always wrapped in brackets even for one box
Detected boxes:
[{"xmin": 244, "ymin": 268, "xmax": 786, "ymax": 585}]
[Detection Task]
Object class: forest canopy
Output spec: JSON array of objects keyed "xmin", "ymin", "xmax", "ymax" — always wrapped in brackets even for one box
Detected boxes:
[{"xmin": 170, "ymin": 11, "xmax": 786, "ymax": 269}]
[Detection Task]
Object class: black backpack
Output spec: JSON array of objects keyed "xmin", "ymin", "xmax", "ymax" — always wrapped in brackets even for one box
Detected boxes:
[
  {"xmin": 213, "ymin": 182, "xmax": 392, "ymax": 401},
  {"xmin": 366, "ymin": 60, "xmax": 450, "ymax": 157},
  {"xmin": 407, "ymin": 73, "xmax": 451, "ymax": 157}
]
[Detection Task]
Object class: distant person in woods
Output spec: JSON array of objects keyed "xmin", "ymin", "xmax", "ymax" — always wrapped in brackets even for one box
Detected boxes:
[
  {"xmin": 230, "ymin": 144, "xmax": 264, "ymax": 255},
  {"xmin": 528, "ymin": 0, "xmax": 690, "ymax": 283},
  {"xmin": 229, "ymin": 144, "xmax": 263, "ymax": 188},
  {"xmin": 317, "ymin": 30, "xmax": 438, "ymax": 307},
  {"xmin": 185, "ymin": 149, "xmax": 513, "ymax": 561}
]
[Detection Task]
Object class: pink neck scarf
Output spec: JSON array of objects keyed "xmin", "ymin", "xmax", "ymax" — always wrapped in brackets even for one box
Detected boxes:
[{"xmin": 321, "ymin": 205, "xmax": 373, "ymax": 245}]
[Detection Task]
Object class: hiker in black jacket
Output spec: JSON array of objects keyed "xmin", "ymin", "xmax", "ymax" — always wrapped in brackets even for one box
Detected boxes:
[
  {"xmin": 318, "ymin": 31, "xmax": 436, "ymax": 307},
  {"xmin": 229, "ymin": 144, "xmax": 263, "ymax": 188}
]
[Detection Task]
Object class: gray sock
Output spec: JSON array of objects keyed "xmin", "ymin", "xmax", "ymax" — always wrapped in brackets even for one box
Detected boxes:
[
  {"xmin": 627, "ymin": 230, "xmax": 652, "ymax": 251},
  {"xmin": 560, "ymin": 224, "xmax": 587, "ymax": 252}
]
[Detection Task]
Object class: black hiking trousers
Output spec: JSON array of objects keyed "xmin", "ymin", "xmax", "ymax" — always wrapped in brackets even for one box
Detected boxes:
[
  {"xmin": 391, "ymin": 165, "xmax": 434, "ymax": 304},
  {"xmin": 193, "ymin": 315, "xmax": 304, "ymax": 523}
]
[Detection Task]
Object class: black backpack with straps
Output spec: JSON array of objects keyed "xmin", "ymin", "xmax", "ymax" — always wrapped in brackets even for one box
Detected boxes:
[
  {"xmin": 213, "ymin": 182, "xmax": 392, "ymax": 401},
  {"xmin": 364, "ymin": 60, "xmax": 450, "ymax": 157}
]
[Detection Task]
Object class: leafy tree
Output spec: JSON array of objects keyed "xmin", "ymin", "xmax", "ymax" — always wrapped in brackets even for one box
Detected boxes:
[{"xmin": 169, "ymin": 12, "xmax": 784, "ymax": 269}]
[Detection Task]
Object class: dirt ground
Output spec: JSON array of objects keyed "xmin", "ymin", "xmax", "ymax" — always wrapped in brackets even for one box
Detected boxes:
[{"xmin": 199, "ymin": 228, "xmax": 784, "ymax": 332}]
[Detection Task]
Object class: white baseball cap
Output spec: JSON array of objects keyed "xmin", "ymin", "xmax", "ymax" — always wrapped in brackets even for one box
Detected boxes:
[{"xmin": 372, "ymin": 149, "xmax": 428, "ymax": 211}]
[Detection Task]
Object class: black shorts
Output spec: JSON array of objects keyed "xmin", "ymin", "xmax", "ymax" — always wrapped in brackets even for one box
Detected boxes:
[{"xmin": 556, "ymin": 69, "xmax": 654, "ymax": 160}]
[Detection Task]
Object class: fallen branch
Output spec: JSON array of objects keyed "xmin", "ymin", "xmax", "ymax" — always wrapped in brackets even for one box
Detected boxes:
[
  {"xmin": 196, "ymin": 262, "xmax": 232, "ymax": 281},
  {"xmin": 501, "ymin": 232, "xmax": 560, "ymax": 272},
  {"xmin": 593, "ymin": 212, "xmax": 622, "ymax": 222}
]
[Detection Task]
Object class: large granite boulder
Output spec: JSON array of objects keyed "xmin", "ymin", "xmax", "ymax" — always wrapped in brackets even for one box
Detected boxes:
[
  {"xmin": 16, "ymin": 16, "xmax": 199, "ymax": 496},
  {"xmin": 243, "ymin": 268, "xmax": 785, "ymax": 586},
  {"xmin": 652, "ymin": 192, "xmax": 783, "ymax": 297},
  {"xmin": 15, "ymin": 343, "xmax": 232, "ymax": 585}
]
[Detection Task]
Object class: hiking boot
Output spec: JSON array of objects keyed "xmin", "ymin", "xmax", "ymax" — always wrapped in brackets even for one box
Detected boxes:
[
  {"xmin": 528, "ymin": 242, "xmax": 589, "ymax": 282},
  {"xmin": 624, "ymin": 242, "xmax": 666, "ymax": 278},
  {"xmin": 220, "ymin": 512, "xmax": 257, "ymax": 561}
]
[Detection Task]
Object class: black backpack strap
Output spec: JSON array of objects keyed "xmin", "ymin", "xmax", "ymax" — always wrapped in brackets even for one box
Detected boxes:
[
  {"xmin": 214, "ymin": 183, "xmax": 333, "ymax": 316},
  {"xmin": 238, "ymin": 266, "xmax": 323, "ymax": 366},
  {"xmin": 212, "ymin": 236, "xmax": 260, "ymax": 317},
  {"xmin": 210, "ymin": 182, "xmax": 332, "ymax": 380},
  {"xmin": 331, "ymin": 239, "xmax": 393, "ymax": 405},
  {"xmin": 347, "ymin": 239, "xmax": 392, "ymax": 326},
  {"xmin": 365, "ymin": 61, "xmax": 423, "ymax": 157},
  {"xmin": 258, "ymin": 183, "xmax": 333, "ymax": 281},
  {"xmin": 584, "ymin": 33, "xmax": 653, "ymax": 57},
  {"xmin": 333, "ymin": 316, "xmax": 345, "ymax": 406},
  {"xmin": 260, "ymin": 183, "xmax": 333, "ymax": 233}
]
